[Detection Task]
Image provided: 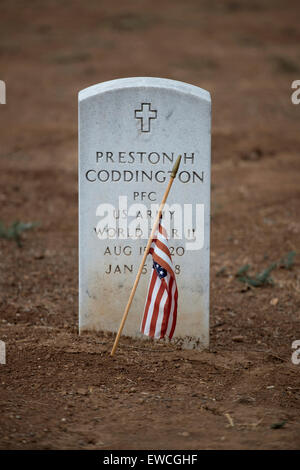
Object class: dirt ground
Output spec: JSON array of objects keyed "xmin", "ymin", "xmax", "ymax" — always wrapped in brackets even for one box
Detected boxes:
[{"xmin": 0, "ymin": 0, "xmax": 300, "ymax": 450}]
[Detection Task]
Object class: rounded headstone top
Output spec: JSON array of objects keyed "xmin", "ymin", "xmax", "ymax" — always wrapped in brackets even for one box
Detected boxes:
[{"xmin": 78, "ymin": 77, "xmax": 211, "ymax": 103}]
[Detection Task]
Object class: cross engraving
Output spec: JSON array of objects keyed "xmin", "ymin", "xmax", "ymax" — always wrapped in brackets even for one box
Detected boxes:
[{"xmin": 134, "ymin": 103, "xmax": 157, "ymax": 133}]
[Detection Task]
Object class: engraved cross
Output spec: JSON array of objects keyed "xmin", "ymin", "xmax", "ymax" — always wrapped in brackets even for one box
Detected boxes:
[{"xmin": 134, "ymin": 103, "xmax": 157, "ymax": 133}]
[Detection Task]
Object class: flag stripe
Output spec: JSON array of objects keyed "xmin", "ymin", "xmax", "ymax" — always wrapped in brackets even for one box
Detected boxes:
[
  {"xmin": 149, "ymin": 281, "xmax": 166, "ymax": 337},
  {"xmin": 155, "ymin": 273, "xmax": 170, "ymax": 339},
  {"xmin": 159, "ymin": 224, "xmax": 168, "ymax": 238},
  {"xmin": 143, "ymin": 275, "xmax": 160, "ymax": 336},
  {"xmin": 141, "ymin": 269, "xmax": 157, "ymax": 334},
  {"xmin": 154, "ymin": 238, "xmax": 172, "ymax": 261},
  {"xmin": 160, "ymin": 275, "xmax": 172, "ymax": 338}
]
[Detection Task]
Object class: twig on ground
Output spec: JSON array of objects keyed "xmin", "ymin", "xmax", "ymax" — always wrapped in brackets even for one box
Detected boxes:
[{"xmin": 224, "ymin": 412, "xmax": 234, "ymax": 427}]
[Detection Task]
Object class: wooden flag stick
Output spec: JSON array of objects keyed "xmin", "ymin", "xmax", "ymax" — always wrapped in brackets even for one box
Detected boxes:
[{"xmin": 110, "ymin": 155, "xmax": 182, "ymax": 356}]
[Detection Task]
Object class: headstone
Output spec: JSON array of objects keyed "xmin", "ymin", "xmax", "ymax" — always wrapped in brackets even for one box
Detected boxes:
[{"xmin": 79, "ymin": 77, "xmax": 211, "ymax": 349}]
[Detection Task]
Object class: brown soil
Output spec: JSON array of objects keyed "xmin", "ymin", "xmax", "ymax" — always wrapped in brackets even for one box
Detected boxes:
[{"xmin": 0, "ymin": 0, "xmax": 300, "ymax": 450}]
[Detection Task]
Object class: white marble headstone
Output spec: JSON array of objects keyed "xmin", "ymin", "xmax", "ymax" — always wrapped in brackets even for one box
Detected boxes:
[{"xmin": 79, "ymin": 77, "xmax": 211, "ymax": 349}]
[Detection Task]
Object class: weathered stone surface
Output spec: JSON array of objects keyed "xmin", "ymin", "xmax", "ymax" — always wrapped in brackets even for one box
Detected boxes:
[{"xmin": 79, "ymin": 77, "xmax": 211, "ymax": 348}]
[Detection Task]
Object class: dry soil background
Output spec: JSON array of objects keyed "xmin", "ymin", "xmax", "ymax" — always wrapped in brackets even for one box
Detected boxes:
[{"xmin": 0, "ymin": 0, "xmax": 300, "ymax": 450}]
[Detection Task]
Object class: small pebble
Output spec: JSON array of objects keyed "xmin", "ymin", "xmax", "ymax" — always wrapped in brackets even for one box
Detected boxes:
[{"xmin": 178, "ymin": 431, "xmax": 190, "ymax": 437}]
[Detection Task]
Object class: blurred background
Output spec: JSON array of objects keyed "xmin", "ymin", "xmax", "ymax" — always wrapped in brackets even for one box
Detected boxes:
[
  {"xmin": 0, "ymin": 0, "xmax": 299, "ymax": 450},
  {"xmin": 1, "ymin": 0, "xmax": 300, "ymax": 158}
]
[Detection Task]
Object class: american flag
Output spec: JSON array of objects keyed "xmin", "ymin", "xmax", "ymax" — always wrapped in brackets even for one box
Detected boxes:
[{"xmin": 140, "ymin": 221, "xmax": 178, "ymax": 339}]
